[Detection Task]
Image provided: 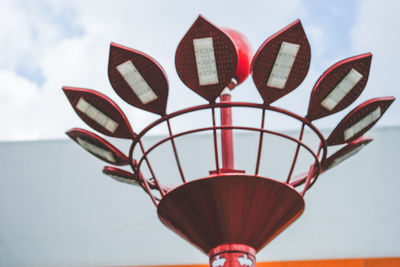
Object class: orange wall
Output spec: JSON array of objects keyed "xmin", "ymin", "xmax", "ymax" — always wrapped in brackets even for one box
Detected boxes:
[{"xmin": 128, "ymin": 257, "xmax": 400, "ymax": 267}]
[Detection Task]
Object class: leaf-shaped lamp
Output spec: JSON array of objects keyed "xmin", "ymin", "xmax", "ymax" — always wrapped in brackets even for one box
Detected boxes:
[
  {"xmin": 307, "ymin": 53, "xmax": 372, "ymax": 121},
  {"xmin": 175, "ymin": 15, "xmax": 238, "ymax": 102},
  {"xmin": 251, "ymin": 19, "xmax": 311, "ymax": 104},
  {"xmin": 108, "ymin": 43, "xmax": 169, "ymax": 115},
  {"xmin": 323, "ymin": 136, "xmax": 372, "ymax": 170},
  {"xmin": 66, "ymin": 128, "xmax": 130, "ymax": 165},
  {"xmin": 63, "ymin": 86, "xmax": 134, "ymax": 139},
  {"xmin": 103, "ymin": 166, "xmax": 141, "ymax": 186},
  {"xmin": 326, "ymin": 97, "xmax": 394, "ymax": 146}
]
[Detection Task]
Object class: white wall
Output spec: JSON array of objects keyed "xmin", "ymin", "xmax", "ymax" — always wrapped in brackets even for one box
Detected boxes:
[{"xmin": 0, "ymin": 126, "xmax": 399, "ymax": 267}]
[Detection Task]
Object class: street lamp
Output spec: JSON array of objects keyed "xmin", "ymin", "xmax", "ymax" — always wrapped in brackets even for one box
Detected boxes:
[{"xmin": 63, "ymin": 15, "xmax": 394, "ymax": 267}]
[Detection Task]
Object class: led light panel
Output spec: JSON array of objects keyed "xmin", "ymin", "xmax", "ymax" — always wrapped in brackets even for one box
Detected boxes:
[
  {"xmin": 321, "ymin": 68, "xmax": 363, "ymax": 110},
  {"xmin": 193, "ymin": 37, "xmax": 219, "ymax": 86},
  {"xmin": 327, "ymin": 144, "xmax": 365, "ymax": 169},
  {"xmin": 76, "ymin": 98, "xmax": 119, "ymax": 133},
  {"xmin": 344, "ymin": 107, "xmax": 381, "ymax": 141},
  {"xmin": 116, "ymin": 60, "xmax": 158, "ymax": 104},
  {"xmin": 77, "ymin": 137, "xmax": 116, "ymax": 163},
  {"xmin": 267, "ymin": 41, "xmax": 300, "ymax": 89}
]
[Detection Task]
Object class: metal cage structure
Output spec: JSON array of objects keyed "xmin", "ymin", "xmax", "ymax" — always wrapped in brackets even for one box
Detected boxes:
[{"xmin": 63, "ymin": 16, "xmax": 394, "ymax": 267}]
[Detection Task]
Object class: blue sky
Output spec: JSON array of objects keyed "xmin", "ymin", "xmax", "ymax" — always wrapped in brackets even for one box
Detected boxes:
[{"xmin": 0, "ymin": 0, "xmax": 398, "ymax": 140}]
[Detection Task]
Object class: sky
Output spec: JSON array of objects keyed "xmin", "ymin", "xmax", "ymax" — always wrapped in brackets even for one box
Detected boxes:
[{"xmin": 0, "ymin": 0, "xmax": 399, "ymax": 141}]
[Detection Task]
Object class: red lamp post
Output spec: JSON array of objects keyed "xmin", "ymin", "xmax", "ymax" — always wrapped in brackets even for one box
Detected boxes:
[{"xmin": 63, "ymin": 15, "xmax": 394, "ymax": 267}]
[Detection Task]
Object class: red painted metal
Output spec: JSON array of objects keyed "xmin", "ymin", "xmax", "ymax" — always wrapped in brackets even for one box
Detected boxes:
[
  {"xmin": 326, "ymin": 97, "xmax": 395, "ymax": 145},
  {"xmin": 323, "ymin": 136, "xmax": 373, "ymax": 170},
  {"xmin": 62, "ymin": 16, "xmax": 396, "ymax": 267},
  {"xmin": 108, "ymin": 42, "xmax": 169, "ymax": 115},
  {"xmin": 63, "ymin": 87, "xmax": 134, "ymax": 139},
  {"xmin": 175, "ymin": 15, "xmax": 238, "ymax": 102},
  {"xmin": 132, "ymin": 109, "xmax": 325, "ymax": 192},
  {"xmin": 221, "ymin": 28, "xmax": 253, "ymax": 85},
  {"xmin": 209, "ymin": 244, "xmax": 256, "ymax": 267},
  {"xmin": 157, "ymin": 174, "xmax": 305, "ymax": 253},
  {"xmin": 251, "ymin": 20, "xmax": 311, "ymax": 104},
  {"xmin": 66, "ymin": 128, "xmax": 129, "ymax": 165},
  {"xmin": 307, "ymin": 53, "xmax": 372, "ymax": 121},
  {"xmin": 103, "ymin": 166, "xmax": 171, "ymax": 193},
  {"xmin": 220, "ymin": 92, "xmax": 234, "ymax": 170},
  {"xmin": 254, "ymin": 109, "xmax": 266, "ymax": 175}
]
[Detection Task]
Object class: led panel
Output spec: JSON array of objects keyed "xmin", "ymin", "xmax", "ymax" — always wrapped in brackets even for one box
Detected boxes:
[
  {"xmin": 175, "ymin": 15, "xmax": 238, "ymax": 102},
  {"xmin": 193, "ymin": 37, "xmax": 219, "ymax": 86},
  {"xmin": 321, "ymin": 68, "xmax": 363, "ymax": 110},
  {"xmin": 306, "ymin": 53, "xmax": 372, "ymax": 121},
  {"xmin": 326, "ymin": 97, "xmax": 394, "ymax": 146},
  {"xmin": 77, "ymin": 137, "xmax": 116, "ymax": 163},
  {"xmin": 76, "ymin": 97, "xmax": 119, "ymax": 133},
  {"xmin": 116, "ymin": 60, "xmax": 158, "ymax": 104},
  {"xmin": 344, "ymin": 107, "xmax": 381, "ymax": 141},
  {"xmin": 252, "ymin": 20, "xmax": 310, "ymax": 104},
  {"xmin": 267, "ymin": 41, "xmax": 300, "ymax": 89}
]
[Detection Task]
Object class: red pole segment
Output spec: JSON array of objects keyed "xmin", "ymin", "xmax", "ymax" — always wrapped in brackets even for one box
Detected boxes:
[
  {"xmin": 220, "ymin": 89, "xmax": 234, "ymax": 170},
  {"xmin": 209, "ymin": 244, "xmax": 256, "ymax": 267}
]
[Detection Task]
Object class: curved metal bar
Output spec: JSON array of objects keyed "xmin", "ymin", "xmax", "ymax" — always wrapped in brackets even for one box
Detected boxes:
[
  {"xmin": 133, "ymin": 102, "xmax": 326, "ymax": 146},
  {"xmin": 166, "ymin": 118, "xmax": 186, "ymax": 183},
  {"xmin": 138, "ymin": 140, "xmax": 166, "ymax": 197},
  {"xmin": 135, "ymin": 125, "xmax": 322, "ymax": 196},
  {"xmin": 128, "ymin": 141, "xmax": 158, "ymax": 206},
  {"xmin": 286, "ymin": 122, "xmax": 306, "ymax": 183},
  {"xmin": 255, "ymin": 108, "xmax": 266, "ymax": 175},
  {"xmin": 211, "ymin": 107, "xmax": 220, "ymax": 174},
  {"xmin": 130, "ymin": 102, "xmax": 328, "ymax": 165}
]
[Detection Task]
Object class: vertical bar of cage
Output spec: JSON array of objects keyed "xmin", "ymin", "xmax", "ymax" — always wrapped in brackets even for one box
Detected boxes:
[
  {"xmin": 166, "ymin": 118, "xmax": 186, "ymax": 183},
  {"xmin": 211, "ymin": 107, "xmax": 220, "ymax": 174},
  {"xmin": 129, "ymin": 141, "xmax": 159, "ymax": 206},
  {"xmin": 286, "ymin": 122, "xmax": 305, "ymax": 183},
  {"xmin": 138, "ymin": 140, "xmax": 166, "ymax": 196},
  {"xmin": 255, "ymin": 108, "xmax": 266, "ymax": 175}
]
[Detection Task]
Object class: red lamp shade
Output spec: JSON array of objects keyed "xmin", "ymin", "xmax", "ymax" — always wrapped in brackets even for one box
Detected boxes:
[
  {"xmin": 307, "ymin": 53, "xmax": 372, "ymax": 121},
  {"xmin": 326, "ymin": 97, "xmax": 395, "ymax": 146},
  {"xmin": 251, "ymin": 20, "xmax": 311, "ymax": 104},
  {"xmin": 175, "ymin": 15, "xmax": 238, "ymax": 102},
  {"xmin": 108, "ymin": 43, "xmax": 169, "ymax": 115},
  {"xmin": 66, "ymin": 128, "xmax": 130, "ymax": 166},
  {"xmin": 63, "ymin": 86, "xmax": 134, "ymax": 139}
]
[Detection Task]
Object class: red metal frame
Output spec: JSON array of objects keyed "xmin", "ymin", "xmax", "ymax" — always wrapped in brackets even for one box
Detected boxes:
[
  {"xmin": 62, "ymin": 15, "xmax": 395, "ymax": 267},
  {"xmin": 128, "ymin": 102, "xmax": 326, "ymax": 200}
]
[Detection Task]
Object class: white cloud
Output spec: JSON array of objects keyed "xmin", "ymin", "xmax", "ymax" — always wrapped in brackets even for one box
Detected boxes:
[
  {"xmin": 0, "ymin": 0, "xmax": 314, "ymax": 141},
  {"xmin": 350, "ymin": 0, "xmax": 400, "ymax": 126}
]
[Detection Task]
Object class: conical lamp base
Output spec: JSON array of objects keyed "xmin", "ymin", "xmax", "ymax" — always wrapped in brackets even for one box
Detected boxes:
[{"xmin": 157, "ymin": 174, "xmax": 305, "ymax": 256}]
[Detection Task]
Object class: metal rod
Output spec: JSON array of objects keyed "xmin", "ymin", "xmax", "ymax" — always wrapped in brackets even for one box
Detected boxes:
[
  {"xmin": 220, "ymin": 90, "xmax": 234, "ymax": 170},
  {"xmin": 255, "ymin": 109, "xmax": 266, "ymax": 175},
  {"xmin": 166, "ymin": 119, "xmax": 186, "ymax": 183},
  {"xmin": 139, "ymin": 140, "xmax": 166, "ymax": 197},
  {"xmin": 135, "ymin": 124, "xmax": 322, "ymax": 192},
  {"xmin": 211, "ymin": 107, "xmax": 220, "ymax": 174},
  {"xmin": 286, "ymin": 122, "xmax": 305, "ymax": 183},
  {"xmin": 128, "ymin": 141, "xmax": 158, "ymax": 206}
]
